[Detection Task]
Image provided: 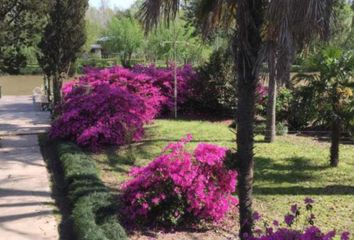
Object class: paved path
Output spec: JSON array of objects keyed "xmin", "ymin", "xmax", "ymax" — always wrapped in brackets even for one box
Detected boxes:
[{"xmin": 0, "ymin": 96, "xmax": 58, "ymax": 239}]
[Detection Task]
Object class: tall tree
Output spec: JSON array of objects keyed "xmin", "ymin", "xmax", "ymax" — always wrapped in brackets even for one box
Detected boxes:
[
  {"xmin": 0, "ymin": 0, "xmax": 48, "ymax": 74},
  {"xmin": 38, "ymin": 0, "xmax": 88, "ymax": 106},
  {"xmin": 264, "ymin": 0, "xmax": 337, "ymax": 142},
  {"xmin": 83, "ymin": 19, "xmax": 103, "ymax": 53},
  {"xmin": 138, "ymin": 0, "xmax": 334, "ymax": 238},
  {"xmin": 145, "ymin": 17, "xmax": 210, "ymax": 66},
  {"xmin": 103, "ymin": 15, "xmax": 143, "ymax": 67}
]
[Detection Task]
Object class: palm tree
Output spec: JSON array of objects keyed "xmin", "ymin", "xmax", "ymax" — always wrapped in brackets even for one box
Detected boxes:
[
  {"xmin": 263, "ymin": 0, "xmax": 338, "ymax": 142},
  {"xmin": 294, "ymin": 47, "xmax": 354, "ymax": 167},
  {"xmin": 138, "ymin": 0, "xmax": 334, "ymax": 238}
]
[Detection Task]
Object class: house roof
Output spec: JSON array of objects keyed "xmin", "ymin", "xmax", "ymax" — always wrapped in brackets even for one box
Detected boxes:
[{"xmin": 91, "ymin": 44, "xmax": 102, "ymax": 49}]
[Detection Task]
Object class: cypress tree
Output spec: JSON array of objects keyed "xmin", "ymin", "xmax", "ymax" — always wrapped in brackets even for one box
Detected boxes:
[
  {"xmin": 38, "ymin": 0, "xmax": 88, "ymax": 106},
  {"xmin": 0, "ymin": 0, "xmax": 48, "ymax": 74}
]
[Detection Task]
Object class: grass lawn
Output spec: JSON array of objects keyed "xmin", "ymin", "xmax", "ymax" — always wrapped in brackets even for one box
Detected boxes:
[{"xmin": 91, "ymin": 119, "xmax": 354, "ymax": 235}]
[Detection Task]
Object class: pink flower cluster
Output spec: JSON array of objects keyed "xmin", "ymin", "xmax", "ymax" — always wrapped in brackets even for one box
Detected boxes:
[
  {"xmin": 66, "ymin": 64, "xmax": 196, "ymax": 117},
  {"xmin": 121, "ymin": 135, "xmax": 238, "ymax": 226},
  {"xmin": 132, "ymin": 64, "xmax": 196, "ymax": 111},
  {"xmin": 248, "ymin": 198, "xmax": 350, "ymax": 240},
  {"xmin": 50, "ymin": 64, "xmax": 196, "ymax": 150},
  {"xmin": 248, "ymin": 227, "xmax": 345, "ymax": 240},
  {"xmin": 50, "ymin": 83, "xmax": 147, "ymax": 151},
  {"xmin": 256, "ymin": 83, "xmax": 268, "ymax": 105}
]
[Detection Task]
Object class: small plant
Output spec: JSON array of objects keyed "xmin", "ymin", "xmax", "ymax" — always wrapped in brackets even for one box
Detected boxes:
[
  {"xmin": 247, "ymin": 198, "xmax": 350, "ymax": 240},
  {"xmin": 276, "ymin": 122, "xmax": 288, "ymax": 136},
  {"xmin": 276, "ymin": 88, "xmax": 293, "ymax": 122},
  {"xmin": 121, "ymin": 135, "xmax": 238, "ymax": 227},
  {"xmin": 254, "ymin": 123, "xmax": 267, "ymax": 135}
]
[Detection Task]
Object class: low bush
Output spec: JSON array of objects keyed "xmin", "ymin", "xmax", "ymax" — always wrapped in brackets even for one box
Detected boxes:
[
  {"xmin": 121, "ymin": 135, "xmax": 238, "ymax": 227},
  {"xmin": 131, "ymin": 64, "xmax": 196, "ymax": 113},
  {"xmin": 248, "ymin": 198, "xmax": 350, "ymax": 240},
  {"xmin": 77, "ymin": 64, "xmax": 196, "ymax": 116},
  {"xmin": 276, "ymin": 88, "xmax": 293, "ymax": 122},
  {"xmin": 57, "ymin": 143, "xmax": 128, "ymax": 240},
  {"xmin": 51, "ymin": 64, "xmax": 196, "ymax": 151},
  {"xmin": 254, "ymin": 123, "xmax": 267, "ymax": 135},
  {"xmin": 276, "ymin": 122, "xmax": 288, "ymax": 136},
  {"xmin": 259, "ymin": 87, "xmax": 293, "ymax": 121},
  {"xmin": 51, "ymin": 84, "xmax": 148, "ymax": 151}
]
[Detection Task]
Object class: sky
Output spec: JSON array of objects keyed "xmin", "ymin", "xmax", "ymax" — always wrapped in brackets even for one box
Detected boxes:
[{"xmin": 89, "ymin": 0, "xmax": 136, "ymax": 10}]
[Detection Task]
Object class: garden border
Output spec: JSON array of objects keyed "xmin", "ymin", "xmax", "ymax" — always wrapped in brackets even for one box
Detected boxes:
[{"xmin": 56, "ymin": 142, "xmax": 128, "ymax": 240}]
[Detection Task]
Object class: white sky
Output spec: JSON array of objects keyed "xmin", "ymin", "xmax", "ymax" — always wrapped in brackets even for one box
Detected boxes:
[{"xmin": 89, "ymin": 0, "xmax": 136, "ymax": 10}]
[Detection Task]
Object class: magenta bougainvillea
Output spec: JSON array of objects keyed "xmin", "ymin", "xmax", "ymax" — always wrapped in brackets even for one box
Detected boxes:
[
  {"xmin": 247, "ymin": 198, "xmax": 350, "ymax": 240},
  {"xmin": 120, "ymin": 135, "xmax": 238, "ymax": 226},
  {"xmin": 50, "ymin": 64, "xmax": 196, "ymax": 150}
]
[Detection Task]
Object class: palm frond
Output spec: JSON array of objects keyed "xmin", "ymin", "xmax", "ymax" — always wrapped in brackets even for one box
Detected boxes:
[
  {"xmin": 264, "ymin": 0, "xmax": 335, "ymax": 84},
  {"xmin": 137, "ymin": 0, "xmax": 180, "ymax": 33},
  {"xmin": 193, "ymin": 0, "xmax": 236, "ymax": 37},
  {"xmin": 138, "ymin": 0, "xmax": 236, "ymax": 36}
]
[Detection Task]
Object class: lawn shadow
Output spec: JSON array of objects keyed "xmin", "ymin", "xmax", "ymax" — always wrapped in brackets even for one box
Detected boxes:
[
  {"xmin": 254, "ymin": 156, "xmax": 329, "ymax": 184},
  {"xmin": 254, "ymin": 185, "xmax": 354, "ymax": 195},
  {"xmin": 254, "ymin": 156, "xmax": 354, "ymax": 196},
  {"xmin": 103, "ymin": 147, "xmax": 132, "ymax": 174},
  {"xmin": 126, "ymin": 222, "xmax": 213, "ymax": 239},
  {"xmin": 38, "ymin": 135, "xmax": 76, "ymax": 240}
]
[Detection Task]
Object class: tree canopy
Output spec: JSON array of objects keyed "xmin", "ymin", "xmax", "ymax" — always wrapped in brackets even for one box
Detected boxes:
[{"xmin": 0, "ymin": 0, "xmax": 48, "ymax": 74}]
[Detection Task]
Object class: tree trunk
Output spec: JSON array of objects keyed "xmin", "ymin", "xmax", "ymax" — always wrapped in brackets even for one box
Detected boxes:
[
  {"xmin": 265, "ymin": 55, "xmax": 277, "ymax": 142},
  {"xmin": 236, "ymin": 82, "xmax": 257, "ymax": 239},
  {"xmin": 234, "ymin": 1, "xmax": 264, "ymax": 239},
  {"xmin": 330, "ymin": 118, "xmax": 341, "ymax": 167},
  {"xmin": 53, "ymin": 73, "xmax": 63, "ymax": 107},
  {"xmin": 46, "ymin": 75, "xmax": 51, "ymax": 103}
]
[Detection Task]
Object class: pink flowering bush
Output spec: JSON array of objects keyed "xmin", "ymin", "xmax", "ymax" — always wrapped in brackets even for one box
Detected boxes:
[
  {"xmin": 256, "ymin": 83, "xmax": 268, "ymax": 106},
  {"xmin": 50, "ymin": 83, "xmax": 147, "ymax": 151},
  {"xmin": 51, "ymin": 64, "xmax": 196, "ymax": 150},
  {"xmin": 247, "ymin": 198, "xmax": 350, "ymax": 240},
  {"xmin": 132, "ymin": 64, "xmax": 196, "ymax": 112},
  {"xmin": 66, "ymin": 64, "xmax": 196, "ymax": 118},
  {"xmin": 120, "ymin": 135, "xmax": 238, "ymax": 226}
]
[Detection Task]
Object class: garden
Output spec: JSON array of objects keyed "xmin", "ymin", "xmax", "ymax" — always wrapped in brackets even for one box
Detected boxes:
[
  {"xmin": 45, "ymin": 61, "xmax": 353, "ymax": 240},
  {"xmin": 1, "ymin": 0, "xmax": 354, "ymax": 240}
]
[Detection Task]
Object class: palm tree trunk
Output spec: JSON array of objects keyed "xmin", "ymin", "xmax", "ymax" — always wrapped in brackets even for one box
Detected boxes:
[
  {"xmin": 234, "ymin": 1, "xmax": 264, "ymax": 239},
  {"xmin": 236, "ymin": 82, "xmax": 257, "ymax": 238},
  {"xmin": 265, "ymin": 55, "xmax": 277, "ymax": 142},
  {"xmin": 330, "ymin": 118, "xmax": 341, "ymax": 167}
]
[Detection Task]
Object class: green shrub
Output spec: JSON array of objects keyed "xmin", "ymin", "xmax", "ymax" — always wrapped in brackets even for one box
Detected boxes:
[
  {"xmin": 57, "ymin": 143, "xmax": 128, "ymax": 240},
  {"xmin": 188, "ymin": 47, "xmax": 236, "ymax": 116},
  {"xmin": 75, "ymin": 58, "xmax": 119, "ymax": 73},
  {"xmin": 20, "ymin": 65, "xmax": 43, "ymax": 75},
  {"xmin": 276, "ymin": 88, "xmax": 293, "ymax": 122},
  {"xmin": 276, "ymin": 122, "xmax": 288, "ymax": 136},
  {"xmin": 288, "ymin": 86, "xmax": 319, "ymax": 130},
  {"xmin": 254, "ymin": 123, "xmax": 266, "ymax": 135}
]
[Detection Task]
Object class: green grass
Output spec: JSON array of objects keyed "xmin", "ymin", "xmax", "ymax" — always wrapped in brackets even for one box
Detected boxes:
[{"xmin": 92, "ymin": 119, "xmax": 354, "ymax": 233}]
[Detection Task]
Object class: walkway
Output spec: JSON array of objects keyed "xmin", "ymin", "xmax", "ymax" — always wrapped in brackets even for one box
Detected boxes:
[{"xmin": 0, "ymin": 96, "xmax": 58, "ymax": 239}]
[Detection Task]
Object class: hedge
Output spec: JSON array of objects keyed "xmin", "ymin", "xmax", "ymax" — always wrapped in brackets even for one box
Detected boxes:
[{"xmin": 57, "ymin": 142, "xmax": 128, "ymax": 240}]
